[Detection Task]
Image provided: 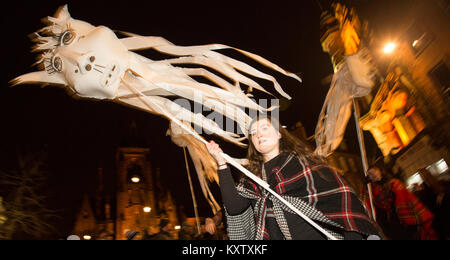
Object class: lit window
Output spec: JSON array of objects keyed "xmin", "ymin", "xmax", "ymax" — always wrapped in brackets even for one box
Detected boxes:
[
  {"xmin": 435, "ymin": 159, "xmax": 449, "ymax": 173},
  {"xmin": 426, "ymin": 159, "xmax": 449, "ymax": 175},
  {"xmin": 406, "ymin": 172, "xmax": 423, "ymax": 190}
]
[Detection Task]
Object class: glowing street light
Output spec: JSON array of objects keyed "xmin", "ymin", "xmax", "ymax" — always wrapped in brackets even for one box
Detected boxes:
[
  {"xmin": 383, "ymin": 42, "xmax": 397, "ymax": 54},
  {"xmin": 143, "ymin": 206, "xmax": 151, "ymax": 213},
  {"xmin": 131, "ymin": 176, "xmax": 140, "ymax": 183},
  {"xmin": 83, "ymin": 235, "xmax": 92, "ymax": 240}
]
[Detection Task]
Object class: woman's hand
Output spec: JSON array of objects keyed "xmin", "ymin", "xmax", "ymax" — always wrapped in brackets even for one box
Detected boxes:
[{"xmin": 206, "ymin": 141, "xmax": 227, "ymax": 166}]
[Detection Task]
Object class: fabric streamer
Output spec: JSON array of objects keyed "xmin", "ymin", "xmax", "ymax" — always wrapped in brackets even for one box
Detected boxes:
[{"xmin": 315, "ymin": 48, "xmax": 376, "ymax": 157}]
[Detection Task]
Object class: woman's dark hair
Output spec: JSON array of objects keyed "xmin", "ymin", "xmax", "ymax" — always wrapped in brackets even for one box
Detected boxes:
[{"xmin": 246, "ymin": 115, "xmax": 325, "ymax": 177}]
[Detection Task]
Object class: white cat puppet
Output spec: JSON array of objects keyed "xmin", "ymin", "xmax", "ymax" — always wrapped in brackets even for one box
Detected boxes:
[
  {"xmin": 12, "ymin": 5, "xmax": 301, "ymax": 213},
  {"xmin": 12, "ymin": 5, "xmax": 300, "ymax": 144}
]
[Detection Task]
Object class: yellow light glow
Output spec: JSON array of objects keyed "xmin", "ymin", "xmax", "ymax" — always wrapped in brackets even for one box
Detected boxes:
[
  {"xmin": 391, "ymin": 91, "xmax": 408, "ymax": 110},
  {"xmin": 379, "ymin": 111, "xmax": 394, "ymax": 124},
  {"xmin": 412, "ymin": 40, "xmax": 419, "ymax": 47},
  {"xmin": 383, "ymin": 42, "xmax": 397, "ymax": 54},
  {"xmin": 131, "ymin": 176, "xmax": 140, "ymax": 183},
  {"xmin": 405, "ymin": 107, "xmax": 415, "ymax": 117},
  {"xmin": 83, "ymin": 235, "xmax": 91, "ymax": 240},
  {"xmin": 174, "ymin": 225, "xmax": 181, "ymax": 230},
  {"xmin": 393, "ymin": 118, "xmax": 410, "ymax": 145},
  {"xmin": 143, "ymin": 207, "xmax": 151, "ymax": 213}
]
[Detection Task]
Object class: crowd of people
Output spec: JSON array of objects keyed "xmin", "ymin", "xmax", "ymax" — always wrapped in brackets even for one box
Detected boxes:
[
  {"xmin": 177, "ymin": 212, "xmax": 228, "ymax": 240},
  {"xmin": 126, "ymin": 211, "xmax": 228, "ymax": 240}
]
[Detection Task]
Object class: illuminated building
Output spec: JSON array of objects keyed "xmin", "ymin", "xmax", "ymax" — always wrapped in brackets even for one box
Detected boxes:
[
  {"xmin": 359, "ymin": 0, "xmax": 449, "ymax": 184},
  {"xmin": 320, "ymin": 0, "xmax": 449, "ymax": 187}
]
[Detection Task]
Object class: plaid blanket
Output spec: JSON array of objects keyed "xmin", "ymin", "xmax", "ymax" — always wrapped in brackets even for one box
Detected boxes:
[{"xmin": 226, "ymin": 153, "xmax": 379, "ymax": 240}]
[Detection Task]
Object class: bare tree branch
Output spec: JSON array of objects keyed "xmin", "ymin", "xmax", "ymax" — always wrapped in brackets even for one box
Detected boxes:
[{"xmin": 0, "ymin": 149, "xmax": 56, "ymax": 240}]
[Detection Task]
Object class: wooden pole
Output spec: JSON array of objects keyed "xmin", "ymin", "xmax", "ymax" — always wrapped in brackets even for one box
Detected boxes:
[
  {"xmin": 183, "ymin": 147, "xmax": 202, "ymax": 235},
  {"xmin": 352, "ymin": 98, "xmax": 376, "ymax": 221}
]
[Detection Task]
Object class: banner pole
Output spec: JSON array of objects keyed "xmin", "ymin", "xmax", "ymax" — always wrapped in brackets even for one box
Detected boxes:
[
  {"xmin": 183, "ymin": 147, "xmax": 202, "ymax": 235},
  {"xmin": 352, "ymin": 98, "xmax": 376, "ymax": 221}
]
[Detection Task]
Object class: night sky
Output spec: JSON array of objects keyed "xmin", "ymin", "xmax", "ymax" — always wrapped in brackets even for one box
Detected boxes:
[{"xmin": 0, "ymin": 0, "xmax": 375, "ymax": 238}]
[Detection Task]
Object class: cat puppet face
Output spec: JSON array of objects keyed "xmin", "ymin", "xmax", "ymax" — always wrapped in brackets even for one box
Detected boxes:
[{"xmin": 13, "ymin": 5, "xmax": 130, "ymax": 99}]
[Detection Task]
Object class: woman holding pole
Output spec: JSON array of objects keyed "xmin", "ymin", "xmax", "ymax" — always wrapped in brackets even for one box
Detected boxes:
[{"xmin": 206, "ymin": 115, "xmax": 379, "ymax": 240}]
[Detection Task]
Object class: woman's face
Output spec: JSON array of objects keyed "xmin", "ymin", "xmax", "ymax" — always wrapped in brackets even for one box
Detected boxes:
[
  {"xmin": 367, "ymin": 167, "xmax": 382, "ymax": 182},
  {"xmin": 250, "ymin": 118, "xmax": 281, "ymax": 156}
]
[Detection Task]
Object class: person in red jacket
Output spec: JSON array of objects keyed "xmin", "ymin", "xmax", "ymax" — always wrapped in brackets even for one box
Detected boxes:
[{"xmin": 364, "ymin": 163, "xmax": 438, "ymax": 240}]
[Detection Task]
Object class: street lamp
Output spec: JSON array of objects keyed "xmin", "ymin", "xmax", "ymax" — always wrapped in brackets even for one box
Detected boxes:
[
  {"xmin": 83, "ymin": 235, "xmax": 92, "ymax": 240},
  {"xmin": 383, "ymin": 42, "xmax": 397, "ymax": 54},
  {"xmin": 131, "ymin": 176, "xmax": 140, "ymax": 183},
  {"xmin": 143, "ymin": 206, "xmax": 151, "ymax": 213}
]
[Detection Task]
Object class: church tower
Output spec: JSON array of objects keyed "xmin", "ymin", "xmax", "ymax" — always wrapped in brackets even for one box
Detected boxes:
[
  {"xmin": 72, "ymin": 122, "xmax": 179, "ymax": 239},
  {"xmin": 115, "ymin": 146, "xmax": 156, "ymax": 240}
]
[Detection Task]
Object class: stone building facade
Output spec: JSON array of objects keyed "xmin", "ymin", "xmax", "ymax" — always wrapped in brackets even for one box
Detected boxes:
[
  {"xmin": 319, "ymin": 0, "xmax": 449, "ymax": 188},
  {"xmin": 72, "ymin": 147, "xmax": 179, "ymax": 240}
]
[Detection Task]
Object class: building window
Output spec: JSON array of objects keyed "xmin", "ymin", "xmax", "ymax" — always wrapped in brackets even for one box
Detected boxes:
[
  {"xmin": 429, "ymin": 60, "xmax": 450, "ymax": 97},
  {"xmin": 405, "ymin": 21, "xmax": 434, "ymax": 56},
  {"xmin": 406, "ymin": 172, "xmax": 423, "ymax": 190},
  {"xmin": 406, "ymin": 159, "xmax": 448, "ymax": 190},
  {"xmin": 427, "ymin": 159, "xmax": 449, "ymax": 175}
]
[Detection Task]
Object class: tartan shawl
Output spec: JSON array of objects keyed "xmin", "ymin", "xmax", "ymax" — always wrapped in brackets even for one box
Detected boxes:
[
  {"xmin": 369, "ymin": 179, "xmax": 438, "ymax": 240},
  {"xmin": 226, "ymin": 153, "xmax": 379, "ymax": 240}
]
